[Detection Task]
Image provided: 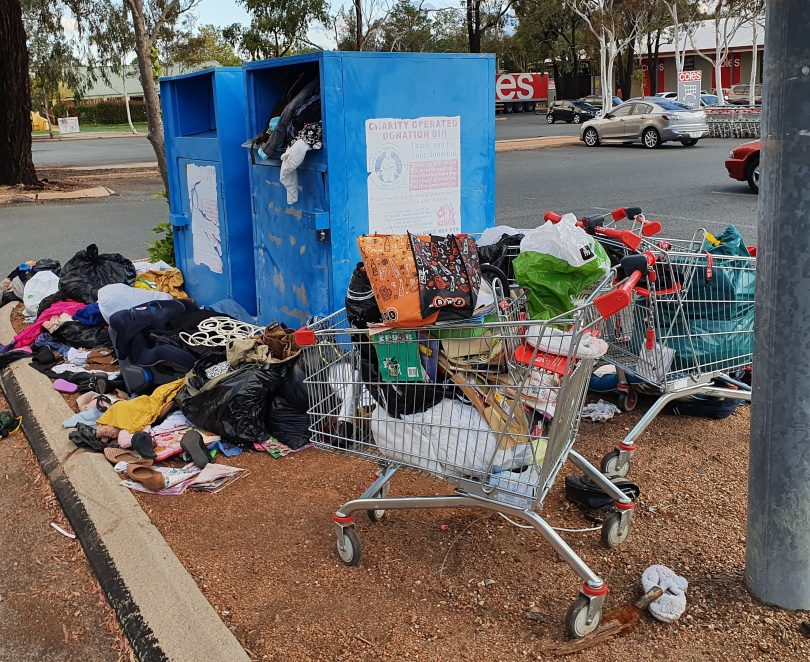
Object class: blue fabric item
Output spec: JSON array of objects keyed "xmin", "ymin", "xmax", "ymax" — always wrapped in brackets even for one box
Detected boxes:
[
  {"xmin": 268, "ymin": 116, "xmax": 280, "ymax": 132},
  {"xmin": 74, "ymin": 303, "xmax": 104, "ymax": 327},
  {"xmin": 63, "ymin": 408, "xmax": 104, "ymax": 429},
  {"xmin": 208, "ymin": 299, "xmax": 257, "ymax": 324},
  {"xmin": 33, "ymin": 333, "xmax": 71, "ymax": 357},
  {"xmin": 206, "ymin": 440, "xmax": 243, "ymax": 457}
]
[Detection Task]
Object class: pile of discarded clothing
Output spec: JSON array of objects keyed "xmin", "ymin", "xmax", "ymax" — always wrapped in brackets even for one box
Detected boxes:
[
  {"xmin": 0, "ymin": 245, "xmax": 313, "ymax": 495},
  {"xmin": 250, "ymin": 69, "xmax": 322, "ymax": 204}
]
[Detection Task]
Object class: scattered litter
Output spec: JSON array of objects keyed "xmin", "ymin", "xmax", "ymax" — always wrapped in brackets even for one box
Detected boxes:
[
  {"xmin": 581, "ymin": 399, "xmax": 621, "ymax": 422},
  {"xmin": 642, "ymin": 564, "xmax": 688, "ymax": 623},
  {"xmin": 50, "ymin": 522, "xmax": 76, "ymax": 539}
]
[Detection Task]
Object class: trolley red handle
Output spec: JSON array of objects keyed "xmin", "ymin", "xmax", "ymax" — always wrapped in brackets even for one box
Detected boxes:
[
  {"xmin": 595, "ymin": 270, "xmax": 643, "ymax": 319},
  {"xmin": 637, "ymin": 218, "xmax": 663, "ymax": 237},
  {"xmin": 295, "ymin": 327, "xmax": 317, "ymax": 346},
  {"xmin": 544, "ymin": 210, "xmax": 563, "ymax": 223},
  {"xmin": 593, "ymin": 226, "xmax": 643, "ymax": 251}
]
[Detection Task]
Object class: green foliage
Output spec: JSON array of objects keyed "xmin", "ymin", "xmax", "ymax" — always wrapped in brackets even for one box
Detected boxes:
[
  {"xmin": 146, "ymin": 222, "xmax": 175, "ymax": 266},
  {"xmin": 55, "ymin": 101, "xmax": 150, "ymax": 125},
  {"xmin": 170, "ymin": 24, "xmax": 242, "ymax": 68},
  {"xmin": 228, "ymin": 0, "xmax": 330, "ymax": 60}
]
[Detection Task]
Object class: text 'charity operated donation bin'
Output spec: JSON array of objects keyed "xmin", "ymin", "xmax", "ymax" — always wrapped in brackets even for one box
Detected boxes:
[
  {"xmin": 244, "ymin": 52, "xmax": 496, "ymax": 327},
  {"xmin": 161, "ymin": 66, "xmax": 257, "ymax": 316}
]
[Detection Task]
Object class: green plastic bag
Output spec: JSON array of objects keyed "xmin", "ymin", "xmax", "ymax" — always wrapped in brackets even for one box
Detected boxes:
[{"xmin": 513, "ymin": 243, "xmax": 610, "ymax": 320}]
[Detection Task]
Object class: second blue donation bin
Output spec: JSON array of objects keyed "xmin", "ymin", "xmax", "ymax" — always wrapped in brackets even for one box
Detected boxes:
[
  {"xmin": 161, "ymin": 67, "xmax": 256, "ymax": 316},
  {"xmin": 244, "ymin": 52, "xmax": 496, "ymax": 327}
]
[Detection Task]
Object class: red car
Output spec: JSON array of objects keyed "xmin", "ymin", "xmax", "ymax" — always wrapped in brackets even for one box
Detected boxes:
[{"xmin": 725, "ymin": 139, "xmax": 761, "ymax": 193}]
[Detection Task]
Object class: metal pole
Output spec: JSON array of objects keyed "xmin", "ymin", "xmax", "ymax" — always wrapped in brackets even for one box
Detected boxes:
[{"xmin": 746, "ymin": 0, "xmax": 810, "ymax": 610}]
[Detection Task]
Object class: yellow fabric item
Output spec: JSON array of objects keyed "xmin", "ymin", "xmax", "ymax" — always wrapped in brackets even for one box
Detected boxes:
[
  {"xmin": 135, "ymin": 268, "xmax": 189, "ymax": 299},
  {"xmin": 97, "ymin": 379, "xmax": 185, "ymax": 433}
]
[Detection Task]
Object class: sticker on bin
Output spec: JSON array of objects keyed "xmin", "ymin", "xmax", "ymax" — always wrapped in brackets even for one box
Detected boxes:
[{"xmin": 366, "ymin": 116, "xmax": 461, "ymax": 236}]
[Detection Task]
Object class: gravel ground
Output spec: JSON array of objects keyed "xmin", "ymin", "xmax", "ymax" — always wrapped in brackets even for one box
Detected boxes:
[
  {"xmin": 134, "ymin": 401, "xmax": 809, "ymax": 661},
  {"xmin": 9, "ymin": 312, "xmax": 808, "ymax": 660},
  {"xmin": 0, "ymin": 390, "xmax": 128, "ymax": 662}
]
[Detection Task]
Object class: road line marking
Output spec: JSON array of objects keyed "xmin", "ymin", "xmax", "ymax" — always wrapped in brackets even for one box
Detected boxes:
[{"xmin": 711, "ymin": 190, "xmax": 754, "ymax": 196}]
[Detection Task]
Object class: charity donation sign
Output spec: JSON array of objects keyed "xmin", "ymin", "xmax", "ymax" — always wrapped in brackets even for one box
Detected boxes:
[{"xmin": 366, "ymin": 116, "xmax": 461, "ymax": 235}]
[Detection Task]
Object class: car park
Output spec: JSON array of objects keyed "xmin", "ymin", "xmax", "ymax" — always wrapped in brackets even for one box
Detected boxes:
[
  {"xmin": 546, "ymin": 99, "xmax": 598, "ymax": 124},
  {"xmin": 728, "ymin": 84, "xmax": 763, "ymax": 105},
  {"xmin": 580, "ymin": 98, "xmax": 709, "ymax": 149},
  {"xmin": 580, "ymin": 94, "xmax": 624, "ymax": 110},
  {"xmin": 725, "ymin": 139, "xmax": 761, "ymax": 192}
]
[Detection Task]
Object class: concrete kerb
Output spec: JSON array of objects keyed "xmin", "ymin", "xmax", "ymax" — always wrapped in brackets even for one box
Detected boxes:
[
  {"xmin": 495, "ymin": 136, "xmax": 581, "ymax": 152},
  {"xmin": 0, "ymin": 303, "xmax": 249, "ymax": 662}
]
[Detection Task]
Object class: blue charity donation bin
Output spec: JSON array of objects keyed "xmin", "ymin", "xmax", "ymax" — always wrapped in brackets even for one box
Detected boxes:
[
  {"xmin": 161, "ymin": 67, "xmax": 257, "ymax": 316},
  {"xmin": 243, "ymin": 52, "xmax": 496, "ymax": 327}
]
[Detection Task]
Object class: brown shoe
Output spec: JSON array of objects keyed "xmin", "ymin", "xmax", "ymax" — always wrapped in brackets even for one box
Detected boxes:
[{"xmin": 126, "ymin": 464, "xmax": 165, "ymax": 491}]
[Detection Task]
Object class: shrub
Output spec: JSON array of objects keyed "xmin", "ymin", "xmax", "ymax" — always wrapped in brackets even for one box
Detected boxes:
[{"xmin": 146, "ymin": 222, "xmax": 175, "ymax": 266}]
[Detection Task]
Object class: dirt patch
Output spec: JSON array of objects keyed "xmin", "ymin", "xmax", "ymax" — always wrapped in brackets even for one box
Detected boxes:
[
  {"xmin": 0, "ymin": 166, "xmax": 160, "ymax": 204},
  {"xmin": 0, "ymin": 391, "xmax": 128, "ymax": 661},
  {"xmin": 496, "ymin": 136, "xmax": 581, "ymax": 152},
  {"xmin": 134, "ymin": 401, "xmax": 809, "ymax": 661}
]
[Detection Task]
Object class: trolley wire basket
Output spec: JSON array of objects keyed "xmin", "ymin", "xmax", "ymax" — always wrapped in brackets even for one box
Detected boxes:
[
  {"xmin": 295, "ymin": 271, "xmax": 639, "ymax": 638},
  {"xmin": 597, "ymin": 232, "xmax": 756, "ymax": 477}
]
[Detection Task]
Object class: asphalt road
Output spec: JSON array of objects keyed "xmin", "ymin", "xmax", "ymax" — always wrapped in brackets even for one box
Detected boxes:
[
  {"xmin": 496, "ymin": 137, "xmax": 758, "ymax": 242},
  {"xmin": 32, "ymin": 136, "xmax": 155, "ymax": 168},
  {"xmin": 496, "ymin": 113, "xmax": 582, "ymax": 141},
  {"xmin": 0, "ymin": 187, "xmax": 165, "ymax": 269},
  {"xmin": 2, "ymin": 135, "xmax": 756, "ymax": 274}
]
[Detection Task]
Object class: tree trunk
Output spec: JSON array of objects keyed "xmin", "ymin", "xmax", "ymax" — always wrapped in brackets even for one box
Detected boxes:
[
  {"xmin": 126, "ymin": 0, "xmax": 168, "ymax": 192},
  {"xmin": 749, "ymin": 20, "xmax": 759, "ymax": 105},
  {"xmin": 354, "ymin": 0, "xmax": 363, "ymax": 50},
  {"xmin": 651, "ymin": 29, "xmax": 661, "ymax": 95},
  {"xmin": 467, "ymin": 0, "xmax": 481, "ymax": 54},
  {"xmin": 623, "ymin": 41, "xmax": 635, "ymax": 99},
  {"xmin": 0, "ymin": 0, "xmax": 39, "ymax": 186},
  {"xmin": 551, "ymin": 58, "xmax": 561, "ymax": 100},
  {"xmin": 122, "ymin": 61, "xmax": 137, "ymax": 134}
]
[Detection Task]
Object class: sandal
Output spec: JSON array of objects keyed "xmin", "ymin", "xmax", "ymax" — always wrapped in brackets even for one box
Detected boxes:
[
  {"xmin": 126, "ymin": 464, "xmax": 166, "ymax": 491},
  {"xmin": 103, "ymin": 447, "xmax": 153, "ymax": 466},
  {"xmin": 180, "ymin": 430, "xmax": 210, "ymax": 469}
]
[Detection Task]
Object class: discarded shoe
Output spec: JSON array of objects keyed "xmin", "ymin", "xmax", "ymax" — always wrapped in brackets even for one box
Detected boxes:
[
  {"xmin": 103, "ymin": 447, "xmax": 153, "ymax": 466},
  {"xmin": 131, "ymin": 431, "xmax": 156, "ymax": 459},
  {"xmin": 180, "ymin": 430, "xmax": 209, "ymax": 469},
  {"xmin": 126, "ymin": 464, "xmax": 165, "ymax": 491}
]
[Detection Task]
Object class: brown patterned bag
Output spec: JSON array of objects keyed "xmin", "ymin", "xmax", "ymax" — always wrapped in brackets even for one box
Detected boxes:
[
  {"xmin": 357, "ymin": 234, "xmax": 482, "ymax": 328},
  {"xmin": 357, "ymin": 234, "xmax": 438, "ymax": 327}
]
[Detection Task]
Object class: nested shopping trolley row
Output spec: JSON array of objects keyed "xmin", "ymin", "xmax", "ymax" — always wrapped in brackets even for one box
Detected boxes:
[{"xmin": 295, "ymin": 271, "xmax": 640, "ymax": 638}]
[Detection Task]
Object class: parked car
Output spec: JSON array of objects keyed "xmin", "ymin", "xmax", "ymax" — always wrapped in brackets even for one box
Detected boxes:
[
  {"xmin": 728, "ymin": 84, "xmax": 763, "ymax": 105},
  {"xmin": 580, "ymin": 98, "xmax": 709, "ymax": 149},
  {"xmin": 546, "ymin": 99, "xmax": 598, "ymax": 124},
  {"xmin": 580, "ymin": 94, "xmax": 623, "ymax": 109},
  {"xmin": 655, "ymin": 92, "xmax": 677, "ymax": 99},
  {"xmin": 700, "ymin": 94, "xmax": 720, "ymax": 107},
  {"xmin": 725, "ymin": 139, "xmax": 761, "ymax": 192}
]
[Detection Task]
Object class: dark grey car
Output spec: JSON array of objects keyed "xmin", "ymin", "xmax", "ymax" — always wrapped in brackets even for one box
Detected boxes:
[{"xmin": 580, "ymin": 99, "xmax": 709, "ymax": 149}]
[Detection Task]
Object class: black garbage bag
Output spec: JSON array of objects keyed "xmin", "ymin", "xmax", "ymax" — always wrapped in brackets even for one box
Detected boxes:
[
  {"xmin": 345, "ymin": 262, "xmax": 381, "ymax": 328},
  {"xmin": 59, "ymin": 244, "xmax": 136, "ymax": 303},
  {"xmin": 51, "ymin": 322, "xmax": 112, "ymax": 349},
  {"xmin": 278, "ymin": 356, "xmax": 309, "ymax": 411},
  {"xmin": 266, "ymin": 396, "xmax": 311, "ymax": 449},
  {"xmin": 179, "ymin": 364, "xmax": 287, "ymax": 446}
]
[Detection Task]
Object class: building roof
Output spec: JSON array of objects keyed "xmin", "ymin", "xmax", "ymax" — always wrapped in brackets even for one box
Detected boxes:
[
  {"xmin": 655, "ymin": 16, "xmax": 765, "ymax": 56},
  {"xmin": 71, "ymin": 62, "xmax": 220, "ymax": 100}
]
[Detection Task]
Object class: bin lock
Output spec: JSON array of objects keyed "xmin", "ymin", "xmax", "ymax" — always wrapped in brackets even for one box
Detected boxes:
[
  {"xmin": 170, "ymin": 212, "xmax": 189, "ymax": 229},
  {"xmin": 302, "ymin": 210, "xmax": 330, "ymax": 241}
]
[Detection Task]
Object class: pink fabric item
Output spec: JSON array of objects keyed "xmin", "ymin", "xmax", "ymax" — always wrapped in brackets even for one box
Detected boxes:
[
  {"xmin": 118, "ymin": 426, "xmax": 150, "ymax": 450},
  {"xmin": 13, "ymin": 301, "xmax": 86, "ymax": 348}
]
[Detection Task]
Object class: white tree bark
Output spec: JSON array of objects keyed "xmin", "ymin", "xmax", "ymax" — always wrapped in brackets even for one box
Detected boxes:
[
  {"xmin": 749, "ymin": 11, "xmax": 761, "ymax": 105},
  {"xmin": 121, "ymin": 60, "xmax": 137, "ymax": 134}
]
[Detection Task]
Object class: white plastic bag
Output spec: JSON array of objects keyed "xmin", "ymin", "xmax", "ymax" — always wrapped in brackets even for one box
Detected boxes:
[
  {"xmin": 97, "ymin": 283, "xmax": 172, "ymax": 322},
  {"xmin": 478, "ymin": 225, "xmax": 520, "ymax": 247},
  {"xmin": 23, "ymin": 270, "xmax": 59, "ymax": 317},
  {"xmin": 519, "ymin": 214, "xmax": 607, "ymax": 269}
]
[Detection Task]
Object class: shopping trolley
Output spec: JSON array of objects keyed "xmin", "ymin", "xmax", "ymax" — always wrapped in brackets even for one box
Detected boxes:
[
  {"xmin": 295, "ymin": 272, "xmax": 639, "ymax": 638},
  {"xmin": 597, "ymin": 238, "xmax": 755, "ymax": 477}
]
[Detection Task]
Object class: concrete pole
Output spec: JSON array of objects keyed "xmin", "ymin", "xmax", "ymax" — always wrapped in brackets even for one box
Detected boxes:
[{"xmin": 745, "ymin": 0, "xmax": 810, "ymax": 610}]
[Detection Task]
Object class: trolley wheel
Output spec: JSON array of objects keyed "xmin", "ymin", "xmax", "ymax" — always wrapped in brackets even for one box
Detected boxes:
[
  {"xmin": 565, "ymin": 595, "xmax": 602, "ymax": 638},
  {"xmin": 616, "ymin": 389, "xmax": 638, "ymax": 412},
  {"xmin": 600, "ymin": 449, "xmax": 630, "ymax": 478},
  {"xmin": 601, "ymin": 511, "xmax": 631, "ymax": 548},
  {"xmin": 367, "ymin": 483, "xmax": 390, "ymax": 522},
  {"xmin": 336, "ymin": 527, "xmax": 362, "ymax": 566}
]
